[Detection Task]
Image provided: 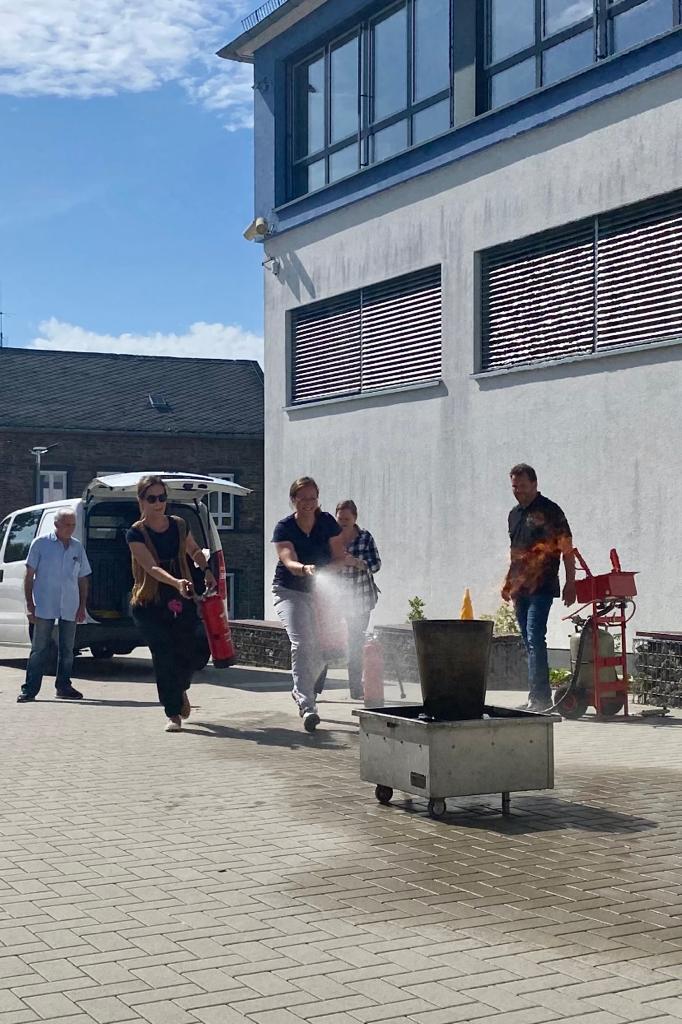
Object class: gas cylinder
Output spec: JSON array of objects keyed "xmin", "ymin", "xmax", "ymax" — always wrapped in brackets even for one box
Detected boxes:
[
  {"xmin": 198, "ymin": 593, "xmax": 235, "ymax": 668},
  {"xmin": 362, "ymin": 634, "xmax": 385, "ymax": 706},
  {"xmin": 570, "ymin": 627, "xmax": 617, "ymax": 687}
]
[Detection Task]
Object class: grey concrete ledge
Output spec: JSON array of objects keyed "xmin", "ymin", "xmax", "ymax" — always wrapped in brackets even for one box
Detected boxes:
[
  {"xmin": 472, "ymin": 335, "xmax": 682, "ymax": 380},
  {"xmin": 284, "ymin": 378, "xmax": 443, "ymax": 412}
]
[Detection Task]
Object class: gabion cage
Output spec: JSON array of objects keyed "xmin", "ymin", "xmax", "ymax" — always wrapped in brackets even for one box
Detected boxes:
[{"xmin": 633, "ymin": 633, "xmax": 682, "ymax": 708}]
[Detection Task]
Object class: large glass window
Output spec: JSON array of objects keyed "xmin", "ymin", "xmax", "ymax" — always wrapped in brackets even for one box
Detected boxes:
[
  {"xmin": 330, "ymin": 37, "xmax": 359, "ymax": 144},
  {"xmin": 290, "ymin": 0, "xmax": 453, "ymax": 199},
  {"xmin": 414, "ymin": 0, "xmax": 451, "ymax": 101},
  {"xmin": 610, "ymin": 0, "xmax": 675, "ymax": 53},
  {"xmin": 491, "ymin": 0, "xmax": 535, "ymax": 62},
  {"xmin": 485, "ymin": 0, "xmax": 681, "ymax": 111},
  {"xmin": 290, "ymin": 0, "xmax": 681, "ymax": 198},
  {"xmin": 372, "ymin": 7, "xmax": 408, "ymax": 122}
]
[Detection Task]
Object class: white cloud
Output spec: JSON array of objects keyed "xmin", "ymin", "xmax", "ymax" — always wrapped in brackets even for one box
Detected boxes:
[
  {"xmin": 0, "ymin": 0, "xmax": 254, "ymax": 129},
  {"xmin": 28, "ymin": 317, "xmax": 264, "ymax": 365},
  {"xmin": 182, "ymin": 62, "xmax": 254, "ymax": 131}
]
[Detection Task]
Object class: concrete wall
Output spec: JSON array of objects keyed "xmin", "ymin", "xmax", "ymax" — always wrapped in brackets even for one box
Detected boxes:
[
  {"xmin": 261, "ymin": 70, "xmax": 682, "ymax": 649},
  {"xmin": 0, "ymin": 429, "xmax": 265, "ymax": 620}
]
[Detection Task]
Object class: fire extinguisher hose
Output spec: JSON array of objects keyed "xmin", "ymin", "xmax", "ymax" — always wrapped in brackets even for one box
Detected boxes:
[{"xmin": 546, "ymin": 621, "xmax": 590, "ymax": 714}]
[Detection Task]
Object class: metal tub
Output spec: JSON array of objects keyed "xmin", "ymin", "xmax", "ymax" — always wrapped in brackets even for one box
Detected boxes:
[{"xmin": 356, "ymin": 704, "xmax": 556, "ymax": 818}]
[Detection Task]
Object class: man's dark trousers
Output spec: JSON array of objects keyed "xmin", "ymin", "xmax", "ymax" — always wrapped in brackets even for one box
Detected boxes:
[{"xmin": 514, "ymin": 594, "xmax": 553, "ymax": 706}]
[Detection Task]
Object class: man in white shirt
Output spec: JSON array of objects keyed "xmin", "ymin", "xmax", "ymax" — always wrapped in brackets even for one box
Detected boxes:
[{"xmin": 17, "ymin": 508, "xmax": 92, "ymax": 703}]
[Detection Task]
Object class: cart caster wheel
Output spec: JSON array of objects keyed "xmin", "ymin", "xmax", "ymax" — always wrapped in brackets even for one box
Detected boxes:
[
  {"xmin": 553, "ymin": 684, "xmax": 588, "ymax": 720},
  {"xmin": 598, "ymin": 695, "xmax": 626, "ymax": 717},
  {"xmin": 375, "ymin": 785, "xmax": 393, "ymax": 805},
  {"xmin": 428, "ymin": 798, "xmax": 446, "ymax": 819}
]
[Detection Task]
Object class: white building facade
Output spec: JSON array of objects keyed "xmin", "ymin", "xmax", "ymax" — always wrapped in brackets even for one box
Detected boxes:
[{"xmin": 222, "ymin": 0, "xmax": 682, "ymax": 649}]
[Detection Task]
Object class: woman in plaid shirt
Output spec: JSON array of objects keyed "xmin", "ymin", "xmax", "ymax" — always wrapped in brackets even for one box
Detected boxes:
[{"xmin": 335, "ymin": 500, "xmax": 381, "ymax": 699}]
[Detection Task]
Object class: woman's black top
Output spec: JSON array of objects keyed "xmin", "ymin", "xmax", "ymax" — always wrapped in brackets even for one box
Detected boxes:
[{"xmin": 272, "ymin": 511, "xmax": 341, "ymax": 592}]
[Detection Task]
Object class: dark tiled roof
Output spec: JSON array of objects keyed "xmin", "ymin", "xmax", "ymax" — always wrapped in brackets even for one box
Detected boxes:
[{"xmin": 0, "ymin": 348, "xmax": 264, "ymax": 438}]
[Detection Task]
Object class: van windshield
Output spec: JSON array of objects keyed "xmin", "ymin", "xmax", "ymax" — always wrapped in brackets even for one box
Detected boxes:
[{"xmin": 86, "ymin": 501, "xmax": 210, "ymax": 623}]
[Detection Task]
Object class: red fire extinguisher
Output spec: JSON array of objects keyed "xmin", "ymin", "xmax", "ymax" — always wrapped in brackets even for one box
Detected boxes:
[
  {"xmin": 362, "ymin": 634, "xmax": 384, "ymax": 706},
  {"xmin": 198, "ymin": 593, "xmax": 235, "ymax": 668}
]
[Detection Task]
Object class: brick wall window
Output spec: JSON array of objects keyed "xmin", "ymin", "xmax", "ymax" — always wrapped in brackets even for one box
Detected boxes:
[
  {"xmin": 480, "ymin": 188, "xmax": 682, "ymax": 371},
  {"xmin": 207, "ymin": 474, "xmax": 235, "ymax": 530},
  {"xmin": 40, "ymin": 470, "xmax": 68, "ymax": 503},
  {"xmin": 226, "ymin": 572, "xmax": 236, "ymax": 620}
]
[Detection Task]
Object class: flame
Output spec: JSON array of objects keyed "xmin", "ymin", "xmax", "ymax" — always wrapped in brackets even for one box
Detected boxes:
[{"xmin": 506, "ymin": 537, "xmax": 565, "ymax": 599}]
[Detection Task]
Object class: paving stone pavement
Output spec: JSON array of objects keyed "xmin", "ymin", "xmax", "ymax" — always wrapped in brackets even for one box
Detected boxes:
[{"xmin": 1, "ymin": 647, "xmax": 682, "ymax": 1024}]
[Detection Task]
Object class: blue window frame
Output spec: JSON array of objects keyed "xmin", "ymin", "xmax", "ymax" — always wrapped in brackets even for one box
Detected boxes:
[
  {"xmin": 485, "ymin": 0, "xmax": 681, "ymax": 110},
  {"xmin": 290, "ymin": 0, "xmax": 454, "ymax": 199},
  {"xmin": 289, "ymin": 0, "xmax": 681, "ymax": 199}
]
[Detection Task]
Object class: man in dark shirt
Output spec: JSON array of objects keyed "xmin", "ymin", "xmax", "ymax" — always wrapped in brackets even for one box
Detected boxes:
[{"xmin": 502, "ymin": 464, "xmax": 576, "ymax": 711}]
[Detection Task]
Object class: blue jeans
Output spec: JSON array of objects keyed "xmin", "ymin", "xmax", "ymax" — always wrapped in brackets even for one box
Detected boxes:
[
  {"xmin": 23, "ymin": 618, "xmax": 77, "ymax": 696},
  {"xmin": 514, "ymin": 594, "xmax": 554, "ymax": 705}
]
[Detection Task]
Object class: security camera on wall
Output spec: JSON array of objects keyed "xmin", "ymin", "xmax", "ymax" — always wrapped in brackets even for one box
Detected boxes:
[{"xmin": 243, "ymin": 216, "xmax": 269, "ymax": 241}]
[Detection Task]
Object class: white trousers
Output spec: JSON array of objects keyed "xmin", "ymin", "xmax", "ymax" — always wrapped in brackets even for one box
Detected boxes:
[{"xmin": 272, "ymin": 585, "xmax": 325, "ymax": 709}]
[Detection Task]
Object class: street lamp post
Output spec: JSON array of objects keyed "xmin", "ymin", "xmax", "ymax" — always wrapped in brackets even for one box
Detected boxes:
[{"xmin": 30, "ymin": 444, "xmax": 60, "ymax": 504}]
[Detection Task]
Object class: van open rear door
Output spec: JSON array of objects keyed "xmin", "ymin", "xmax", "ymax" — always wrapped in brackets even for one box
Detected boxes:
[{"xmin": 84, "ymin": 473, "xmax": 252, "ymax": 501}]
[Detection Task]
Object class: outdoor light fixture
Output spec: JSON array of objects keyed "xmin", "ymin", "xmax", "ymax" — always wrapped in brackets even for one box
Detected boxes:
[
  {"xmin": 243, "ymin": 216, "xmax": 270, "ymax": 241},
  {"xmin": 262, "ymin": 255, "xmax": 281, "ymax": 276}
]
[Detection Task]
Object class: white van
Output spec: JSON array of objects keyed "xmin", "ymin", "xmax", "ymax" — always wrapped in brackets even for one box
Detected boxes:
[{"xmin": 0, "ymin": 472, "xmax": 250, "ymax": 668}]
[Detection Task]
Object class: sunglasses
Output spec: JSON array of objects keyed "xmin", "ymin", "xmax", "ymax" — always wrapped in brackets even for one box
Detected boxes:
[{"xmin": 144, "ymin": 492, "xmax": 167, "ymax": 504}]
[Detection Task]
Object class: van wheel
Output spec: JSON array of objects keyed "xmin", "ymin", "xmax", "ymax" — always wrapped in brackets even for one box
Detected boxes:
[{"xmin": 91, "ymin": 645, "xmax": 114, "ymax": 660}]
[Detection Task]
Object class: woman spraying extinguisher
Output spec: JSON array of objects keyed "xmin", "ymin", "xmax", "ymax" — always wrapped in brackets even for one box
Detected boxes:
[
  {"xmin": 272, "ymin": 477, "xmax": 347, "ymax": 732},
  {"xmin": 127, "ymin": 475, "xmax": 216, "ymax": 733}
]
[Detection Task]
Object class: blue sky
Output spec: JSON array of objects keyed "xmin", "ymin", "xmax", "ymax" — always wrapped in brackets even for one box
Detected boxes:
[{"xmin": 0, "ymin": 0, "xmax": 264, "ymax": 363}]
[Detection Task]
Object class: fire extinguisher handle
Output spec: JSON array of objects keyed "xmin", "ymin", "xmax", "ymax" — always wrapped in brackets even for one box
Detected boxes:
[{"xmin": 571, "ymin": 547, "xmax": 591, "ymax": 575}]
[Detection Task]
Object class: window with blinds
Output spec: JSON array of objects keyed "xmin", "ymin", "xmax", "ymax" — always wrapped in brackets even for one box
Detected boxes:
[
  {"xmin": 291, "ymin": 266, "xmax": 442, "ymax": 403},
  {"xmin": 481, "ymin": 189, "xmax": 682, "ymax": 371}
]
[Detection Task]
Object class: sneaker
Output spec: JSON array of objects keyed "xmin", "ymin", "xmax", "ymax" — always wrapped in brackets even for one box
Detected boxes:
[
  {"xmin": 302, "ymin": 709, "xmax": 320, "ymax": 733},
  {"xmin": 349, "ymin": 689, "xmax": 364, "ymax": 701},
  {"xmin": 56, "ymin": 686, "xmax": 83, "ymax": 700},
  {"xmin": 527, "ymin": 700, "xmax": 551, "ymax": 714},
  {"xmin": 180, "ymin": 692, "xmax": 191, "ymax": 720},
  {"xmin": 165, "ymin": 717, "xmax": 182, "ymax": 732},
  {"xmin": 17, "ymin": 693, "xmax": 36, "ymax": 703}
]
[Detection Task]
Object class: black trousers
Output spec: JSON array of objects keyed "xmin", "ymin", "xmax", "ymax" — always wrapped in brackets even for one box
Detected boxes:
[{"xmin": 133, "ymin": 602, "xmax": 198, "ymax": 717}]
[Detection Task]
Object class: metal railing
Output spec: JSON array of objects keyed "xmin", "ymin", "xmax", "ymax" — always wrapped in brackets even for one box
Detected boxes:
[{"xmin": 241, "ymin": 0, "xmax": 290, "ymax": 31}]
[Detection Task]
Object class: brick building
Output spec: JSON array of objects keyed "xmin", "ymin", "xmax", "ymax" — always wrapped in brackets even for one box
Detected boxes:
[{"xmin": 0, "ymin": 347, "xmax": 264, "ymax": 619}]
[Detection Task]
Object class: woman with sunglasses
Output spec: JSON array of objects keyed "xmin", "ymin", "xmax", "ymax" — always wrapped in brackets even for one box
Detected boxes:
[{"xmin": 126, "ymin": 475, "xmax": 216, "ymax": 732}]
